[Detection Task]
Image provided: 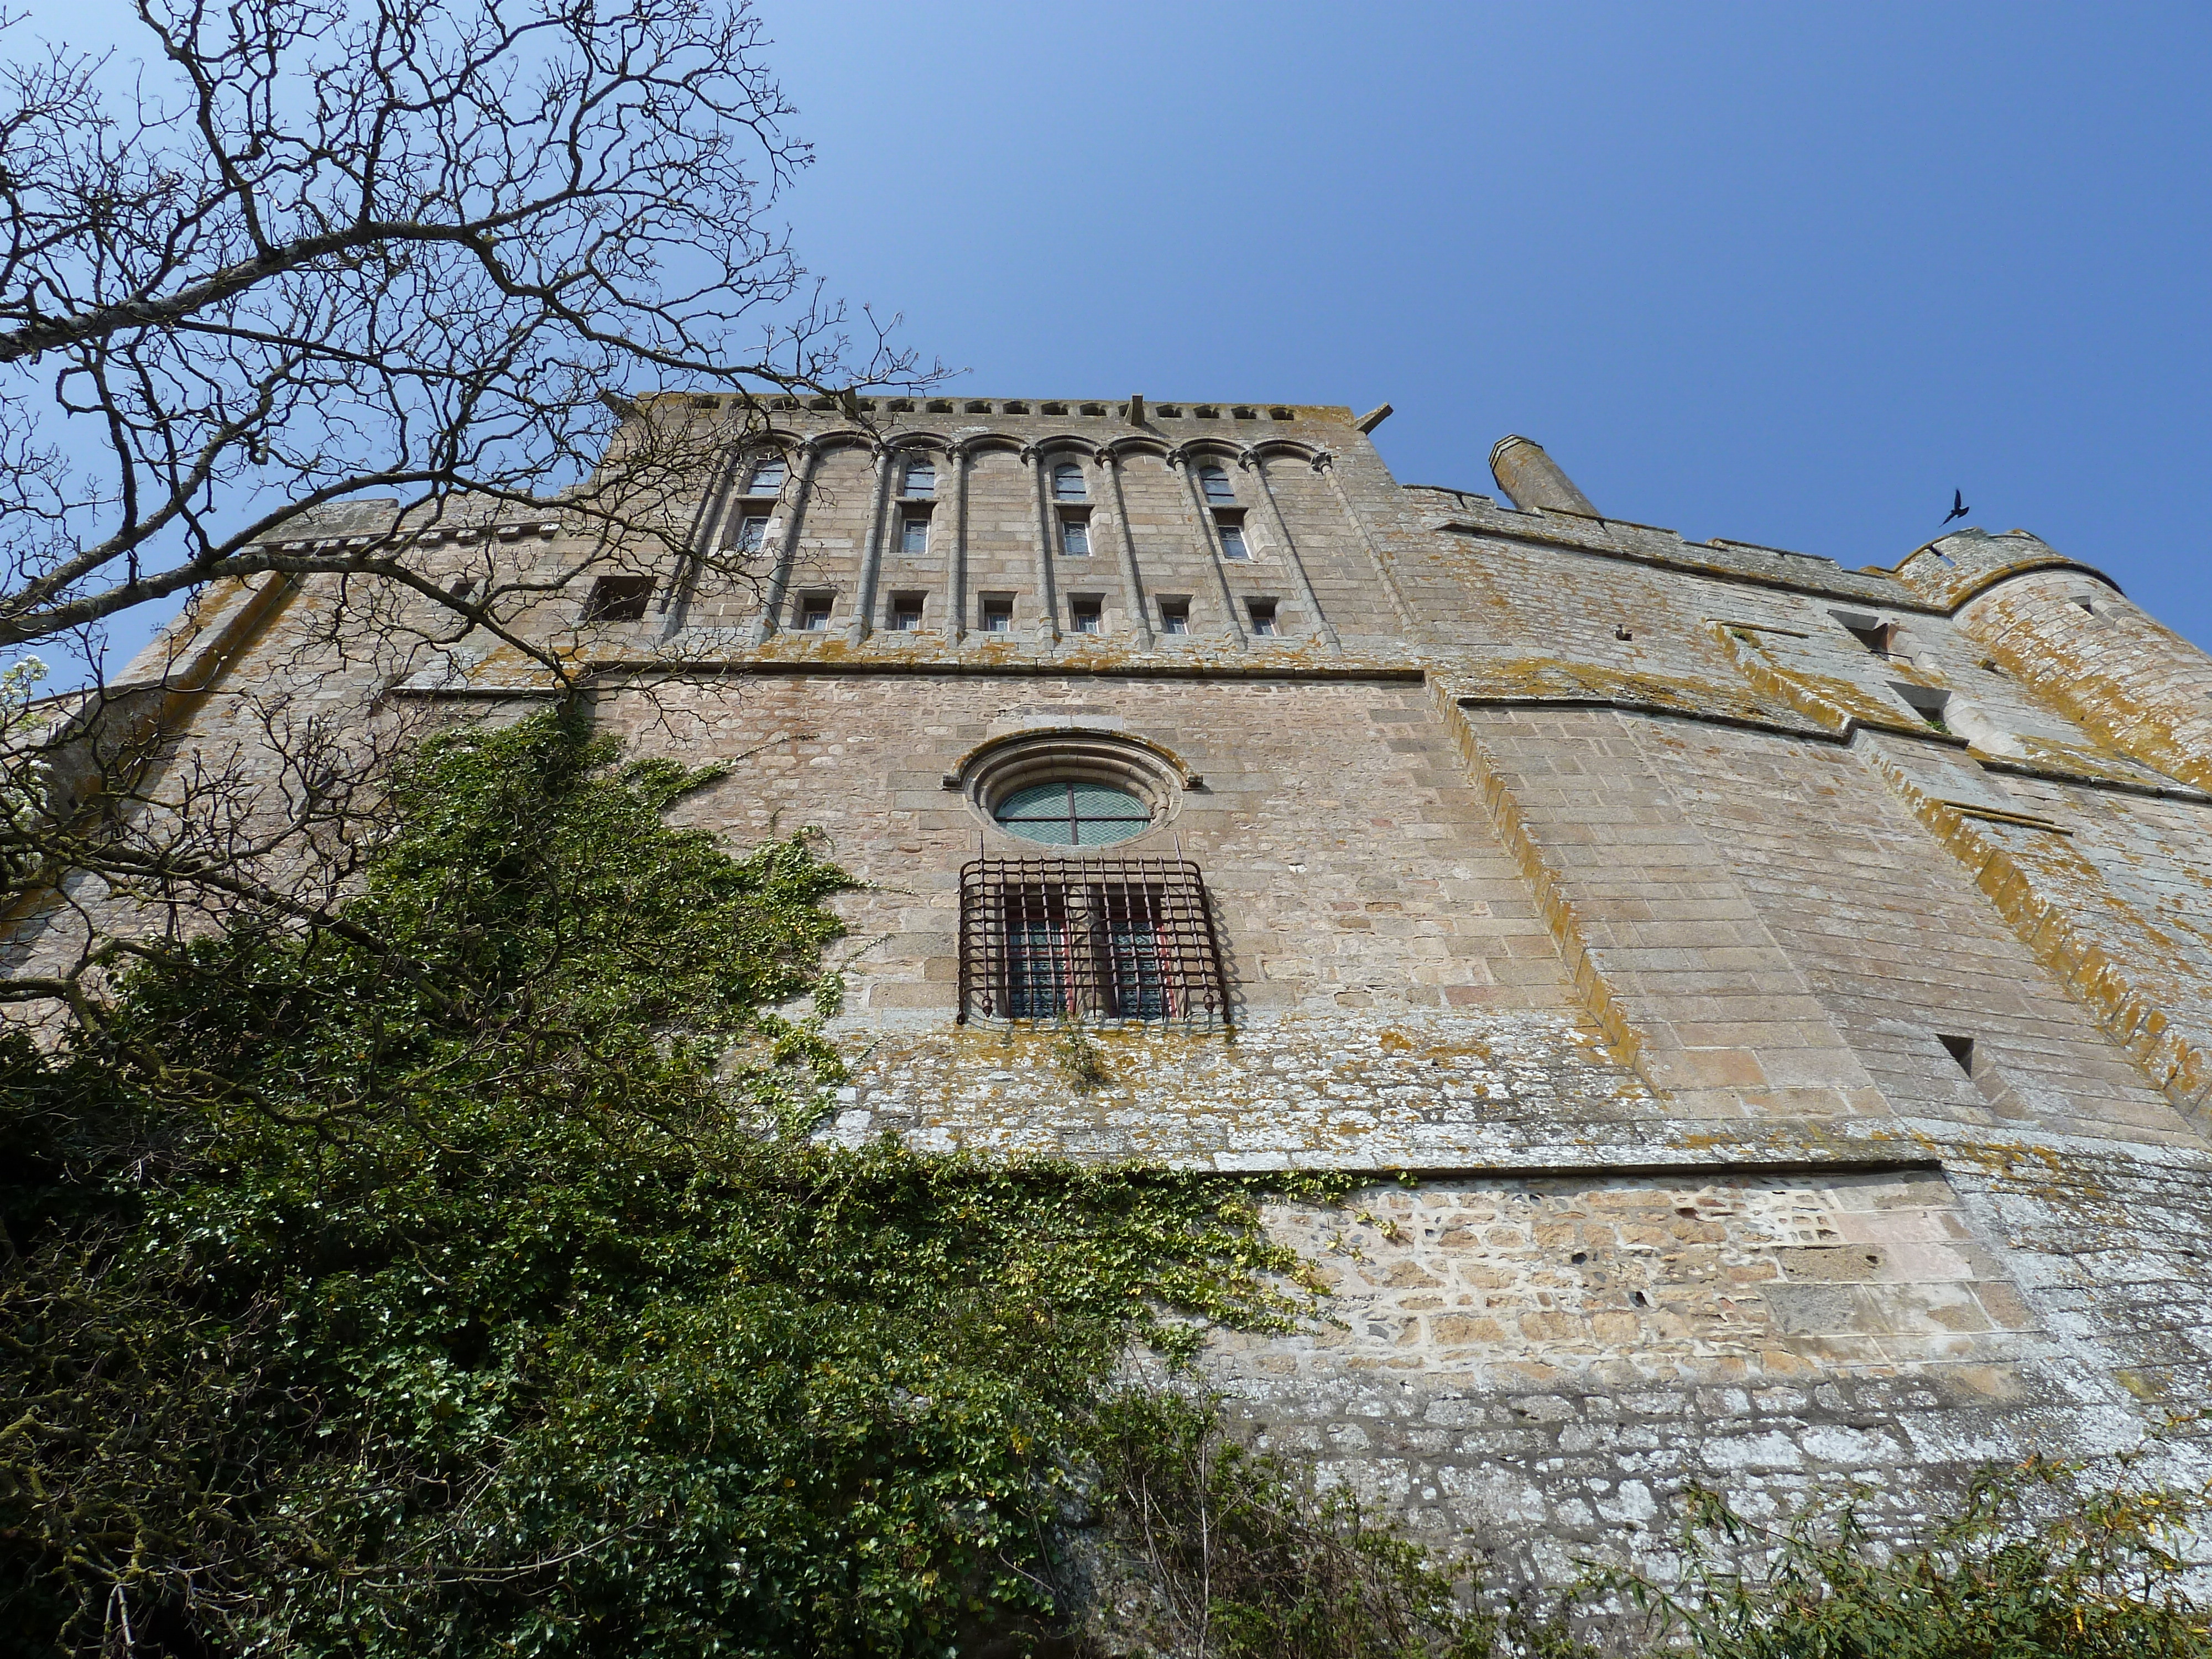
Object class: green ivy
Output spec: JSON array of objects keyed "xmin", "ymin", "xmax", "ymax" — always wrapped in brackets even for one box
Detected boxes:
[{"xmin": 0, "ymin": 707, "xmax": 1322, "ymax": 1657}]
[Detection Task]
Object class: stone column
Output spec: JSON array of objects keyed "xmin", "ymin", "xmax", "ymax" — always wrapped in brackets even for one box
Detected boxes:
[
  {"xmin": 659, "ymin": 445, "xmax": 743, "ymax": 639},
  {"xmin": 1172, "ymin": 447, "xmax": 1248, "ymax": 647},
  {"xmin": 1022, "ymin": 445, "xmax": 1061, "ymax": 644},
  {"xmin": 1242, "ymin": 451, "xmax": 1339, "ymax": 653},
  {"xmin": 844, "ymin": 444, "xmax": 894, "ymax": 645},
  {"xmin": 750, "ymin": 444, "xmax": 819, "ymax": 645},
  {"xmin": 1098, "ymin": 448, "xmax": 1154, "ymax": 651},
  {"xmin": 946, "ymin": 441, "xmax": 970, "ymax": 643}
]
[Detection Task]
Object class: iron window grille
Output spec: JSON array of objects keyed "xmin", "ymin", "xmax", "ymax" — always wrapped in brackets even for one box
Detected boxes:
[{"xmin": 959, "ymin": 854, "xmax": 1227, "ymax": 1025}]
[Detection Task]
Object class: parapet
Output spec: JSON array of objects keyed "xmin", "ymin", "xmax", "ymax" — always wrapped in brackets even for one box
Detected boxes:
[{"xmin": 1888, "ymin": 526, "xmax": 2119, "ymax": 611}]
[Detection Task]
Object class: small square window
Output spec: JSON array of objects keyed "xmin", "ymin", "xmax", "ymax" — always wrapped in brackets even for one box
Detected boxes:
[
  {"xmin": 1060, "ymin": 511, "xmax": 1091, "ymax": 556},
  {"xmin": 1830, "ymin": 609, "xmax": 1901, "ymax": 655},
  {"xmin": 582, "ymin": 573, "xmax": 654, "ymax": 622},
  {"xmin": 1159, "ymin": 598, "xmax": 1190, "ymax": 635},
  {"xmin": 980, "ymin": 597, "xmax": 1014, "ymax": 633},
  {"xmin": 901, "ymin": 512, "xmax": 930, "ymax": 554},
  {"xmin": 733, "ymin": 513, "xmax": 770, "ymax": 554},
  {"xmin": 1070, "ymin": 597, "xmax": 1103, "ymax": 634},
  {"xmin": 1246, "ymin": 599, "xmax": 1279, "ymax": 637},
  {"xmin": 889, "ymin": 593, "xmax": 924, "ymax": 631},
  {"xmin": 796, "ymin": 594, "xmax": 833, "ymax": 632},
  {"xmin": 1217, "ymin": 521, "xmax": 1249, "ymax": 561},
  {"xmin": 1891, "ymin": 682, "xmax": 1951, "ymax": 731}
]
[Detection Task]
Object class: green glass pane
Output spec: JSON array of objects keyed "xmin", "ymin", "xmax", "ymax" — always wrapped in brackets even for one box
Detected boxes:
[
  {"xmin": 1000, "ymin": 816, "xmax": 1078, "ymax": 845},
  {"xmin": 1075, "ymin": 816, "xmax": 1147, "ymax": 846},
  {"xmin": 1067, "ymin": 781, "xmax": 1149, "ymax": 820},
  {"xmin": 997, "ymin": 782, "xmax": 1073, "ymax": 821}
]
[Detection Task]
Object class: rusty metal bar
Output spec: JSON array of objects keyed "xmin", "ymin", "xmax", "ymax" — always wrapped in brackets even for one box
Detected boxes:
[{"xmin": 956, "ymin": 854, "xmax": 1226, "ymax": 1026}]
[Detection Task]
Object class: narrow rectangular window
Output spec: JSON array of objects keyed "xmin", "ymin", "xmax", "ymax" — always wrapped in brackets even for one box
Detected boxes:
[
  {"xmin": 1217, "ymin": 521, "xmax": 1249, "ymax": 560},
  {"xmin": 582, "ymin": 573, "xmax": 654, "ymax": 621},
  {"xmin": 889, "ymin": 593, "xmax": 924, "ymax": 631},
  {"xmin": 981, "ymin": 597, "xmax": 1014, "ymax": 633},
  {"xmin": 1246, "ymin": 598, "xmax": 1279, "ymax": 636},
  {"xmin": 902, "ymin": 459, "xmax": 936, "ymax": 498},
  {"xmin": 1060, "ymin": 511, "xmax": 1091, "ymax": 556},
  {"xmin": 1199, "ymin": 464, "xmax": 1235, "ymax": 504},
  {"xmin": 1070, "ymin": 597, "xmax": 1103, "ymax": 634},
  {"xmin": 901, "ymin": 512, "xmax": 930, "ymax": 554},
  {"xmin": 733, "ymin": 513, "xmax": 770, "ymax": 553},
  {"xmin": 1159, "ymin": 598, "xmax": 1190, "ymax": 635}
]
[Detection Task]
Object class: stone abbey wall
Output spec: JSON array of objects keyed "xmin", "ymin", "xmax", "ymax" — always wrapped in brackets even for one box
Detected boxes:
[{"xmin": 19, "ymin": 393, "xmax": 2212, "ymax": 1582}]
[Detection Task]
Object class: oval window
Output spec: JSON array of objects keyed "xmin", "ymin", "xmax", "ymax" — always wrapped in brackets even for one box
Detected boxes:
[{"xmin": 993, "ymin": 780, "xmax": 1151, "ymax": 846}]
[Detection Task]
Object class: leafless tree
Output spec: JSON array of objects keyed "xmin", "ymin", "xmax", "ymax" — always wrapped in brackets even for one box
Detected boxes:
[
  {"xmin": 0, "ymin": 0, "xmax": 931, "ymax": 1008},
  {"xmin": 0, "ymin": 0, "xmax": 916, "ymax": 667}
]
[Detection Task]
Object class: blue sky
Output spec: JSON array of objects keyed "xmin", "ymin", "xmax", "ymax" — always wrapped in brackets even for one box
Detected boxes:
[
  {"xmin": 758, "ymin": 2, "xmax": 2212, "ymax": 641},
  {"xmin": 20, "ymin": 1, "xmax": 2212, "ymax": 664}
]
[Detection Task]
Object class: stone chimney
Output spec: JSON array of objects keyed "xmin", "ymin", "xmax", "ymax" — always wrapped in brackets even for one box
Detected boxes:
[{"xmin": 1489, "ymin": 435, "xmax": 1597, "ymax": 516}]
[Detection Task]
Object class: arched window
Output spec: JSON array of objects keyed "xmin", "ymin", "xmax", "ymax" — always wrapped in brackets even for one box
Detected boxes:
[
  {"xmin": 1051, "ymin": 462, "xmax": 1087, "ymax": 502},
  {"xmin": 902, "ymin": 458, "xmax": 936, "ymax": 498},
  {"xmin": 747, "ymin": 455, "xmax": 787, "ymax": 495},
  {"xmin": 994, "ymin": 780, "xmax": 1151, "ymax": 847},
  {"xmin": 1198, "ymin": 464, "xmax": 1235, "ymax": 504}
]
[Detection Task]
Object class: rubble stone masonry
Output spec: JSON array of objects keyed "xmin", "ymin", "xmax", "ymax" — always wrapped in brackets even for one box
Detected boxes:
[{"xmin": 20, "ymin": 393, "xmax": 2212, "ymax": 1580}]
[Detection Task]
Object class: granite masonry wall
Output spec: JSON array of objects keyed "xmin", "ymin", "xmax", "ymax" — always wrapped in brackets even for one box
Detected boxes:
[{"xmin": 17, "ymin": 394, "xmax": 2212, "ymax": 1587}]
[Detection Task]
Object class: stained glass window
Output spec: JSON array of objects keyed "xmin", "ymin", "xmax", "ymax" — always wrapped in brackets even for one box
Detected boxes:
[{"xmin": 994, "ymin": 780, "xmax": 1151, "ymax": 846}]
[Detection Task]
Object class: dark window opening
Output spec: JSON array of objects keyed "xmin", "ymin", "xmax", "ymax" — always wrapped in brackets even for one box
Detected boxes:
[
  {"xmin": 746, "ymin": 457, "xmax": 787, "ymax": 495},
  {"xmin": 1052, "ymin": 462, "xmax": 1088, "ymax": 503},
  {"xmin": 959, "ymin": 854, "xmax": 1227, "ymax": 1024},
  {"xmin": 1069, "ymin": 597, "xmax": 1103, "ymax": 634},
  {"xmin": 582, "ymin": 573, "xmax": 654, "ymax": 621},
  {"xmin": 1159, "ymin": 598, "xmax": 1191, "ymax": 635},
  {"xmin": 888, "ymin": 593, "xmax": 924, "ymax": 632},
  {"xmin": 1059, "ymin": 509, "xmax": 1091, "ymax": 556},
  {"xmin": 1939, "ymin": 1034, "xmax": 1976, "ymax": 1076},
  {"xmin": 1892, "ymin": 683, "xmax": 1952, "ymax": 733},
  {"xmin": 733, "ymin": 513, "xmax": 770, "ymax": 553},
  {"xmin": 1246, "ymin": 598, "xmax": 1279, "ymax": 637},
  {"xmin": 1217, "ymin": 518, "xmax": 1250, "ymax": 560},
  {"xmin": 902, "ymin": 459, "xmax": 936, "ymax": 498},
  {"xmin": 1198, "ymin": 463, "xmax": 1235, "ymax": 504},
  {"xmin": 1832, "ymin": 610, "xmax": 1896, "ymax": 655},
  {"xmin": 980, "ymin": 597, "xmax": 1014, "ymax": 633},
  {"xmin": 900, "ymin": 512, "xmax": 931, "ymax": 554},
  {"xmin": 795, "ymin": 593, "xmax": 832, "ymax": 632}
]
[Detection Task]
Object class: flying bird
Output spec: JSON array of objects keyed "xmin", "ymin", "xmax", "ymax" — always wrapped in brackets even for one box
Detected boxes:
[{"xmin": 1940, "ymin": 489, "xmax": 1969, "ymax": 527}]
